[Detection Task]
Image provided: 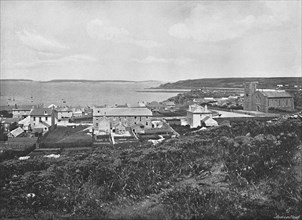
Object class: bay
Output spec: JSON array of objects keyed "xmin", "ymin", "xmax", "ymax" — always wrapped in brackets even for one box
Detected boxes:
[{"xmin": 0, "ymin": 81, "xmax": 180, "ymax": 107}]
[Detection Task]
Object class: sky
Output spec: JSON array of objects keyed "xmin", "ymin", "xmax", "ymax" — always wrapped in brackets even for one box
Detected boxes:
[{"xmin": 0, "ymin": 0, "xmax": 301, "ymax": 81}]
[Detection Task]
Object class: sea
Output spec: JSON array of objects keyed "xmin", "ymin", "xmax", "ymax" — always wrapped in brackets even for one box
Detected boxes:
[{"xmin": 0, "ymin": 81, "xmax": 184, "ymax": 107}]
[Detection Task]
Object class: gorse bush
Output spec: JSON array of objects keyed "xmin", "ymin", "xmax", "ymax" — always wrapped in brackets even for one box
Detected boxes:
[{"xmin": 0, "ymin": 118, "xmax": 301, "ymax": 219}]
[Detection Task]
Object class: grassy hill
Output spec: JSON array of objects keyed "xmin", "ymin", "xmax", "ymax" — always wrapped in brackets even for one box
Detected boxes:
[
  {"xmin": 158, "ymin": 77, "xmax": 302, "ymax": 89},
  {"xmin": 0, "ymin": 115, "xmax": 301, "ymax": 219}
]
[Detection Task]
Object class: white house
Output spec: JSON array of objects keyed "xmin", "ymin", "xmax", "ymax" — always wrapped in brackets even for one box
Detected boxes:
[
  {"xmin": 72, "ymin": 108, "xmax": 83, "ymax": 117},
  {"xmin": 93, "ymin": 106, "xmax": 153, "ymax": 133},
  {"xmin": 186, "ymin": 104, "xmax": 213, "ymax": 128},
  {"xmin": 12, "ymin": 105, "xmax": 38, "ymax": 118},
  {"xmin": 55, "ymin": 107, "xmax": 73, "ymax": 120},
  {"xmin": 29, "ymin": 108, "xmax": 58, "ymax": 133}
]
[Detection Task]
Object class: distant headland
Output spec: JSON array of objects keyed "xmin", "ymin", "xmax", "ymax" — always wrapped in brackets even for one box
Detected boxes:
[{"xmin": 156, "ymin": 77, "xmax": 302, "ymax": 90}]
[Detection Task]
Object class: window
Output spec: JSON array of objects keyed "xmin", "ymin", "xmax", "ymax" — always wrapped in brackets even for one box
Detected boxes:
[
  {"xmin": 140, "ymin": 117, "xmax": 141, "ymax": 121},
  {"xmin": 39, "ymin": 117, "xmax": 42, "ymax": 122},
  {"xmin": 33, "ymin": 117, "xmax": 36, "ymax": 121},
  {"xmin": 45, "ymin": 117, "xmax": 48, "ymax": 121},
  {"xmin": 134, "ymin": 116, "xmax": 137, "ymax": 119},
  {"xmin": 146, "ymin": 116, "xmax": 148, "ymax": 119},
  {"xmin": 96, "ymin": 123, "xmax": 98, "ymax": 126},
  {"xmin": 146, "ymin": 122, "xmax": 148, "ymax": 126}
]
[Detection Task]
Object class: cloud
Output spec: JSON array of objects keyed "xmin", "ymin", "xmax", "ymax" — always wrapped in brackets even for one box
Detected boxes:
[
  {"xmin": 169, "ymin": 2, "xmax": 297, "ymax": 42},
  {"xmin": 10, "ymin": 54, "xmax": 97, "ymax": 69},
  {"xmin": 87, "ymin": 19, "xmax": 160, "ymax": 48},
  {"xmin": 17, "ymin": 30, "xmax": 68, "ymax": 53},
  {"xmin": 132, "ymin": 56, "xmax": 194, "ymax": 65}
]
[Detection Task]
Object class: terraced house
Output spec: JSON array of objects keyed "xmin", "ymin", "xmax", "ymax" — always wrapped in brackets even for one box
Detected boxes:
[
  {"xmin": 12, "ymin": 104, "xmax": 39, "ymax": 118},
  {"xmin": 93, "ymin": 106, "xmax": 153, "ymax": 133}
]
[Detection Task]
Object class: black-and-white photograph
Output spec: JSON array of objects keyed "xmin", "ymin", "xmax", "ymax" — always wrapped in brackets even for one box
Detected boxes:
[{"xmin": 0, "ymin": 0, "xmax": 301, "ymax": 219}]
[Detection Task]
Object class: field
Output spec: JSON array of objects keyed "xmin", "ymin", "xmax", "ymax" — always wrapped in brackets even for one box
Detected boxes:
[{"xmin": 40, "ymin": 126, "xmax": 93, "ymax": 147}]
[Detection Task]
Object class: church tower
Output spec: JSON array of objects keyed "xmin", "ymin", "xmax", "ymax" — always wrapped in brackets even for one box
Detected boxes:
[{"xmin": 243, "ymin": 82, "xmax": 258, "ymax": 111}]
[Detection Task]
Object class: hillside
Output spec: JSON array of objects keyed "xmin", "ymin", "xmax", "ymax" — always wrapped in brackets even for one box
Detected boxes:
[
  {"xmin": 0, "ymin": 115, "xmax": 301, "ymax": 219},
  {"xmin": 157, "ymin": 77, "xmax": 302, "ymax": 89}
]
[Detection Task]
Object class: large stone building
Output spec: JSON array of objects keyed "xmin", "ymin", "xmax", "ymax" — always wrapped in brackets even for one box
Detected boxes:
[
  {"xmin": 243, "ymin": 82, "xmax": 294, "ymax": 112},
  {"xmin": 186, "ymin": 104, "xmax": 216, "ymax": 128},
  {"xmin": 93, "ymin": 106, "xmax": 153, "ymax": 133}
]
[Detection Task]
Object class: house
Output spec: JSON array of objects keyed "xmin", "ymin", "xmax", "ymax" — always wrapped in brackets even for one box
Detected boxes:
[
  {"xmin": 243, "ymin": 82, "xmax": 294, "ymax": 112},
  {"xmin": 95, "ymin": 117, "xmax": 111, "ymax": 134},
  {"xmin": 93, "ymin": 106, "xmax": 152, "ymax": 133},
  {"xmin": 32, "ymin": 121, "xmax": 51, "ymax": 134},
  {"xmin": 29, "ymin": 108, "xmax": 58, "ymax": 133},
  {"xmin": 72, "ymin": 108, "xmax": 83, "ymax": 117},
  {"xmin": 186, "ymin": 104, "xmax": 213, "ymax": 128},
  {"xmin": 8, "ymin": 127, "xmax": 25, "ymax": 138},
  {"xmin": 216, "ymin": 97, "xmax": 229, "ymax": 106},
  {"xmin": 162, "ymin": 101, "xmax": 175, "ymax": 110},
  {"xmin": 146, "ymin": 101, "xmax": 164, "ymax": 111},
  {"xmin": 12, "ymin": 104, "xmax": 38, "ymax": 118},
  {"xmin": 55, "ymin": 107, "xmax": 73, "ymax": 120}
]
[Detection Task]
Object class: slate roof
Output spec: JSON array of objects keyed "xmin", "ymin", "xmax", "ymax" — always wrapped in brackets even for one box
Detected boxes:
[
  {"xmin": 0, "ymin": 106, "xmax": 14, "ymax": 111},
  {"xmin": 30, "ymin": 108, "xmax": 54, "ymax": 116},
  {"xmin": 55, "ymin": 107, "xmax": 72, "ymax": 112},
  {"xmin": 8, "ymin": 127, "xmax": 24, "ymax": 137},
  {"xmin": 257, "ymin": 90, "xmax": 293, "ymax": 98},
  {"xmin": 93, "ymin": 107, "xmax": 152, "ymax": 116}
]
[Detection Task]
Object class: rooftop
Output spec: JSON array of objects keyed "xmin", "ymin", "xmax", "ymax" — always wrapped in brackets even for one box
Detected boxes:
[
  {"xmin": 257, "ymin": 90, "xmax": 293, "ymax": 98},
  {"xmin": 187, "ymin": 104, "xmax": 212, "ymax": 114},
  {"xmin": 93, "ymin": 107, "xmax": 152, "ymax": 116},
  {"xmin": 29, "ymin": 108, "xmax": 54, "ymax": 116},
  {"xmin": 55, "ymin": 107, "xmax": 72, "ymax": 112}
]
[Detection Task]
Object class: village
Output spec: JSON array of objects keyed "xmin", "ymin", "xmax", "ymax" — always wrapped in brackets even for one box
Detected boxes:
[{"xmin": 0, "ymin": 81, "xmax": 301, "ymax": 159}]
